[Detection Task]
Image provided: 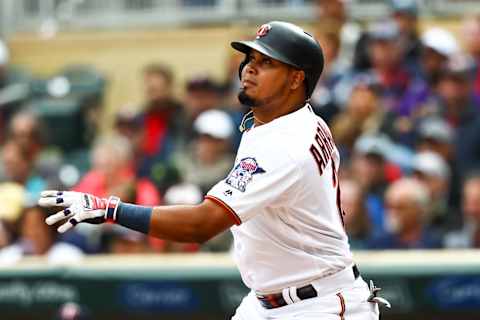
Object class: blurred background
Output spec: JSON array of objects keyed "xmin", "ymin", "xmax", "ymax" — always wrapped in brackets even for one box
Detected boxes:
[{"xmin": 0, "ymin": 0, "xmax": 479, "ymax": 319}]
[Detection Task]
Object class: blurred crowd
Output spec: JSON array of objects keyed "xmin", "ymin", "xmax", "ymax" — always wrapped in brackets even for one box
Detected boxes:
[{"xmin": 0, "ymin": 0, "xmax": 480, "ymax": 264}]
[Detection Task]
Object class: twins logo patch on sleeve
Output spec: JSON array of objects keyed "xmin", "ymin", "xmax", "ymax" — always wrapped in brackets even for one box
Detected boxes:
[{"xmin": 225, "ymin": 157, "xmax": 266, "ymax": 192}]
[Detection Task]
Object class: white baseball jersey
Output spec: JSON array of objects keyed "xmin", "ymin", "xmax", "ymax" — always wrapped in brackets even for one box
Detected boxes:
[{"xmin": 206, "ymin": 104, "xmax": 353, "ymax": 293}]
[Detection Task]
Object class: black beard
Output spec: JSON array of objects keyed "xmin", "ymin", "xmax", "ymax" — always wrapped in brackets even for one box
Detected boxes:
[{"xmin": 238, "ymin": 89, "xmax": 258, "ymax": 107}]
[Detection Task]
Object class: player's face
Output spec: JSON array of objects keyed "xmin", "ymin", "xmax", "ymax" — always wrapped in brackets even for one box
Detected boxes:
[{"xmin": 238, "ymin": 50, "xmax": 293, "ymax": 107}]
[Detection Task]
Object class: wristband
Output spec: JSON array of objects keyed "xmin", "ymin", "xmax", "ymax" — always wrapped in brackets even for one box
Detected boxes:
[{"xmin": 115, "ymin": 202, "xmax": 153, "ymax": 234}]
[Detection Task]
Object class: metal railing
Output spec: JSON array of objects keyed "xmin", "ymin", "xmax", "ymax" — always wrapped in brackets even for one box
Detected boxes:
[{"xmin": 1, "ymin": 0, "xmax": 479, "ymax": 36}]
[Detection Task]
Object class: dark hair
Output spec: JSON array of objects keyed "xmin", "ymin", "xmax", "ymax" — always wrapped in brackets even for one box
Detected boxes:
[{"xmin": 143, "ymin": 63, "xmax": 174, "ymax": 86}]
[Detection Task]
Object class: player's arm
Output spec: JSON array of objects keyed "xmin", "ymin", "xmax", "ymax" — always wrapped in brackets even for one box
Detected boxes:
[
  {"xmin": 39, "ymin": 191, "xmax": 235, "ymax": 243},
  {"xmin": 148, "ymin": 201, "xmax": 234, "ymax": 242}
]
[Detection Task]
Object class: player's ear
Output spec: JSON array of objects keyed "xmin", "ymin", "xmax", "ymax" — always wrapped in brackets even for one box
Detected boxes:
[{"xmin": 290, "ymin": 69, "xmax": 305, "ymax": 91}]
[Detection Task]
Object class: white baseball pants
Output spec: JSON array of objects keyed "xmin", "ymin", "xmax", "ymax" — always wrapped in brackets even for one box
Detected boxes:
[{"xmin": 232, "ymin": 274, "xmax": 379, "ymax": 319}]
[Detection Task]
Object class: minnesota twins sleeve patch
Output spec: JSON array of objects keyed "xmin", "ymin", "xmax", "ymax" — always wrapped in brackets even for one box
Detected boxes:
[{"xmin": 225, "ymin": 157, "xmax": 266, "ymax": 192}]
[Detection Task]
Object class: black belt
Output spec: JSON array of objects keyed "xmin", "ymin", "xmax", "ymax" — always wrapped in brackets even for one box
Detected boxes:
[{"xmin": 257, "ymin": 265, "xmax": 360, "ymax": 309}]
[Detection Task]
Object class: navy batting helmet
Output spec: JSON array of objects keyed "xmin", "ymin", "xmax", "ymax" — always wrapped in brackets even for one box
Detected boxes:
[{"xmin": 231, "ymin": 21, "xmax": 324, "ymax": 99}]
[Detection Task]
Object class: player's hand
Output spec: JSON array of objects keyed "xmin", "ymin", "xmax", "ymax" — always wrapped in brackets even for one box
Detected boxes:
[{"xmin": 38, "ymin": 190, "xmax": 119, "ymax": 233}]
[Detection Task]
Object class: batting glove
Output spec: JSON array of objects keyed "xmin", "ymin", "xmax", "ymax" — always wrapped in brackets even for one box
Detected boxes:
[{"xmin": 38, "ymin": 190, "xmax": 120, "ymax": 233}]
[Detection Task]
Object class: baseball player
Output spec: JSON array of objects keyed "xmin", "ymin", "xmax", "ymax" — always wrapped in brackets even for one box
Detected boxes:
[{"xmin": 39, "ymin": 21, "xmax": 389, "ymax": 319}]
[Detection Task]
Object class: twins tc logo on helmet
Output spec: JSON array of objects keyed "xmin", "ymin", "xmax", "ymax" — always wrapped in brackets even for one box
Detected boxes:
[
  {"xmin": 226, "ymin": 157, "xmax": 266, "ymax": 192},
  {"xmin": 256, "ymin": 24, "xmax": 271, "ymax": 39}
]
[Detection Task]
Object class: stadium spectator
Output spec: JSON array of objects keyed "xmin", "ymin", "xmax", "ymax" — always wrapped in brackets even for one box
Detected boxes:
[
  {"xmin": 444, "ymin": 173, "xmax": 480, "ymax": 248},
  {"xmin": 7, "ymin": 111, "xmax": 44, "ymax": 159},
  {"xmin": 432, "ymin": 55, "xmax": 480, "ymax": 179},
  {"xmin": 368, "ymin": 178, "xmax": 443, "ymax": 249},
  {"xmin": 0, "ymin": 141, "xmax": 46, "ymax": 204},
  {"xmin": 411, "ymin": 151, "xmax": 456, "ymax": 229},
  {"xmin": 415, "ymin": 117, "xmax": 455, "ymax": 162},
  {"xmin": 183, "ymin": 74, "xmax": 224, "ymax": 133},
  {"xmin": 340, "ymin": 178, "xmax": 372, "ymax": 249},
  {"xmin": 350, "ymin": 135, "xmax": 400, "ymax": 235},
  {"xmin": 172, "ymin": 109, "xmax": 234, "ymax": 195},
  {"xmin": 0, "ymin": 206, "xmax": 83, "ymax": 264},
  {"xmin": 74, "ymin": 134, "xmax": 160, "ymax": 206},
  {"xmin": 351, "ymin": 0, "xmax": 419, "ymax": 73},
  {"xmin": 7, "ymin": 110, "xmax": 63, "ymax": 187},
  {"xmin": 389, "ymin": 0, "xmax": 421, "ymax": 66},
  {"xmin": 365, "ymin": 20, "xmax": 412, "ymax": 115},
  {"xmin": 332, "ymin": 76, "xmax": 397, "ymax": 158},
  {"xmin": 136, "ymin": 63, "xmax": 186, "ymax": 191},
  {"xmin": 415, "ymin": 117, "xmax": 462, "ymax": 208},
  {"xmin": 397, "ymin": 27, "xmax": 460, "ymax": 125}
]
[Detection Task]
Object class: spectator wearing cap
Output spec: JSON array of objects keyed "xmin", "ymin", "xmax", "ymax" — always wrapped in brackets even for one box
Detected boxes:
[
  {"xmin": 136, "ymin": 63, "xmax": 187, "ymax": 190},
  {"xmin": 462, "ymin": 15, "xmax": 480, "ymax": 102},
  {"xmin": 184, "ymin": 74, "xmax": 223, "ymax": 128},
  {"xmin": 416, "ymin": 117, "xmax": 454, "ymax": 162},
  {"xmin": 396, "ymin": 27, "xmax": 460, "ymax": 123},
  {"xmin": 368, "ymin": 178, "xmax": 443, "ymax": 250},
  {"xmin": 350, "ymin": 134, "xmax": 402, "ymax": 235},
  {"xmin": 411, "ymin": 151, "xmax": 456, "ymax": 229},
  {"xmin": 444, "ymin": 173, "xmax": 480, "ymax": 248},
  {"xmin": 415, "ymin": 117, "xmax": 463, "ymax": 208},
  {"xmin": 420, "ymin": 28, "xmax": 460, "ymax": 84},
  {"xmin": 172, "ymin": 109, "xmax": 235, "ymax": 195},
  {"xmin": 183, "ymin": 73, "xmax": 247, "ymax": 150}
]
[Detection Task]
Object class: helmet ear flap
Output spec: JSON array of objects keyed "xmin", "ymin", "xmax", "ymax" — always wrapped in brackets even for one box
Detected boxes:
[{"xmin": 238, "ymin": 57, "xmax": 248, "ymax": 80}]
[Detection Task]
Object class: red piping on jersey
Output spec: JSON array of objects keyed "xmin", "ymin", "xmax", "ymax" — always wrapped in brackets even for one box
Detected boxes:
[
  {"xmin": 336, "ymin": 292, "xmax": 346, "ymax": 320},
  {"xmin": 205, "ymin": 195, "xmax": 242, "ymax": 225}
]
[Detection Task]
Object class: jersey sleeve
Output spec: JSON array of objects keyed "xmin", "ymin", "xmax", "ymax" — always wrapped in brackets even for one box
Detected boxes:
[{"xmin": 206, "ymin": 149, "xmax": 300, "ymax": 224}]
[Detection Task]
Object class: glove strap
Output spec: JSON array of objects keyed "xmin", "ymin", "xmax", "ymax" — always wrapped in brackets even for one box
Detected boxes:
[{"xmin": 105, "ymin": 196, "xmax": 121, "ymax": 222}]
